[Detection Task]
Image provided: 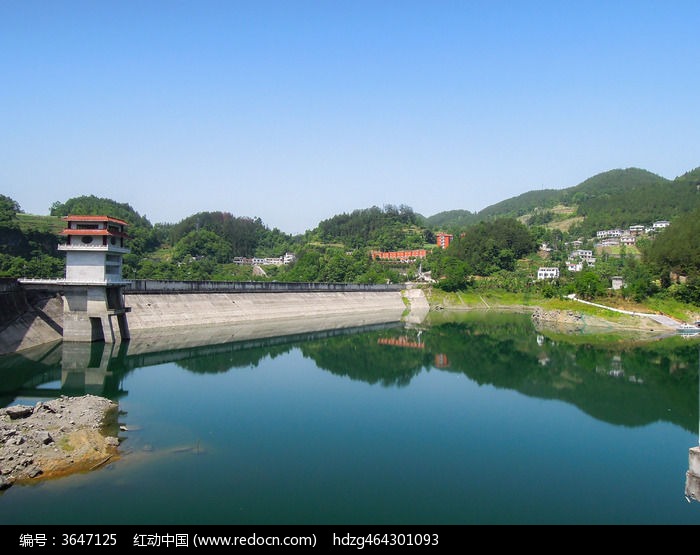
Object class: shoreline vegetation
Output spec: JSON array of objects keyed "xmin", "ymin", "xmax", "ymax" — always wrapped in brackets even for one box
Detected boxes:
[{"xmin": 418, "ymin": 286, "xmax": 700, "ymax": 344}]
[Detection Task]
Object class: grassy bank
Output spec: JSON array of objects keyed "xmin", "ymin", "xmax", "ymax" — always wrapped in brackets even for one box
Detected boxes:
[
  {"xmin": 422, "ymin": 287, "xmax": 606, "ymax": 315},
  {"xmin": 421, "ymin": 287, "xmax": 699, "ymax": 322},
  {"xmin": 416, "ymin": 286, "xmax": 700, "ymax": 339}
]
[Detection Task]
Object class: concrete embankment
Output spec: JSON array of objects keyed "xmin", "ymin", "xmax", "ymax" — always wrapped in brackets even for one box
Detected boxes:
[
  {"xmin": 0, "ymin": 279, "xmax": 426, "ymax": 354},
  {"xmin": 125, "ymin": 290, "xmax": 408, "ymax": 334},
  {"xmin": 0, "ymin": 279, "xmax": 63, "ymax": 355}
]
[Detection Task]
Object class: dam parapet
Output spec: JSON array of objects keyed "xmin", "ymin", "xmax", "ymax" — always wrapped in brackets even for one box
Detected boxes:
[{"xmin": 125, "ymin": 280, "xmax": 403, "ymax": 293}]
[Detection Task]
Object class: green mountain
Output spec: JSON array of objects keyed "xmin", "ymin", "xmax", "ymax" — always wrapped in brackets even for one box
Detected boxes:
[
  {"xmin": 426, "ymin": 167, "xmax": 700, "ymax": 235},
  {"xmin": 4, "ymin": 164, "xmax": 700, "ymax": 286},
  {"xmin": 423, "ymin": 209, "xmax": 477, "ymax": 231}
]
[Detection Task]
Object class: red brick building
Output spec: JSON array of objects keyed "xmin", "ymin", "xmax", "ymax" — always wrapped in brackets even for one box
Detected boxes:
[
  {"xmin": 370, "ymin": 249, "xmax": 427, "ymax": 262},
  {"xmin": 436, "ymin": 232, "xmax": 453, "ymax": 249}
]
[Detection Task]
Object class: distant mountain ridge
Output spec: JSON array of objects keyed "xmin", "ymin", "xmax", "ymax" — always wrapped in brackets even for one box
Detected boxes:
[
  {"xmin": 5, "ymin": 165, "xmax": 700, "ymax": 288},
  {"xmin": 425, "ymin": 166, "xmax": 700, "ymax": 235},
  {"xmin": 9, "ymin": 164, "xmax": 700, "ymax": 241}
]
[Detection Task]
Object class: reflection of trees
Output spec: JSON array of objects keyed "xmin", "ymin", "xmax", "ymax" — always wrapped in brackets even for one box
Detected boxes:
[
  {"xmin": 171, "ymin": 324, "xmax": 400, "ymax": 375},
  {"xmin": 300, "ymin": 312, "xmax": 699, "ymax": 434},
  {"xmin": 175, "ymin": 344, "xmax": 294, "ymax": 374},
  {"xmin": 424, "ymin": 321, "xmax": 542, "ymax": 386},
  {"xmin": 300, "ymin": 332, "xmax": 428, "ymax": 387},
  {"xmin": 422, "ymin": 318, "xmax": 699, "ymax": 434},
  {"xmin": 2, "ymin": 313, "xmax": 697, "ymax": 434}
]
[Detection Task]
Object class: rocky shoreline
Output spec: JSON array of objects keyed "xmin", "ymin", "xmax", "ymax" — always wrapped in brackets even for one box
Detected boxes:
[
  {"xmin": 531, "ymin": 307, "xmax": 586, "ymax": 328},
  {"xmin": 0, "ymin": 395, "xmax": 120, "ymax": 491},
  {"xmin": 530, "ymin": 306, "xmax": 676, "ymax": 336}
]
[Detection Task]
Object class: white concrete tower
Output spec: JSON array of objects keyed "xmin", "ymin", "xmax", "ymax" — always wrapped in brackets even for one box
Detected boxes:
[{"xmin": 57, "ymin": 215, "xmax": 131, "ymax": 342}]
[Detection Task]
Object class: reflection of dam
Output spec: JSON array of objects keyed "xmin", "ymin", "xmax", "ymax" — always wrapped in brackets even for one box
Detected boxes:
[
  {"xmin": 1, "ymin": 320, "xmax": 401, "ymax": 407},
  {"xmin": 123, "ymin": 321, "xmax": 400, "ymax": 369},
  {"xmin": 686, "ymin": 447, "xmax": 700, "ymax": 502},
  {"xmin": 59, "ymin": 342, "xmax": 129, "ymax": 398},
  {"xmin": 13, "ymin": 367, "xmax": 62, "ymax": 398},
  {"xmin": 1, "ymin": 341, "xmax": 130, "ymax": 403}
]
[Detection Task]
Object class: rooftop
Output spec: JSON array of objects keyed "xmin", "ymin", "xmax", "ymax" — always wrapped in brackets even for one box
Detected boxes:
[{"xmin": 62, "ymin": 215, "xmax": 129, "ymax": 226}]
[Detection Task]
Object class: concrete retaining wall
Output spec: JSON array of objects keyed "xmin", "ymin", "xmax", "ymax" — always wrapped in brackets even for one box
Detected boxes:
[
  {"xmin": 125, "ymin": 290, "xmax": 407, "ymax": 333},
  {"xmin": 0, "ymin": 289, "xmax": 64, "ymax": 355},
  {"xmin": 0, "ymin": 280, "xmax": 27, "ymax": 328},
  {"xmin": 0, "ymin": 280, "xmax": 422, "ymax": 354}
]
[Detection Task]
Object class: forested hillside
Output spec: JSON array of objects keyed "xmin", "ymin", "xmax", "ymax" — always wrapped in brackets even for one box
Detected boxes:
[
  {"xmin": 3, "ymin": 163, "xmax": 700, "ymax": 309},
  {"xmin": 423, "ymin": 209, "xmax": 477, "ymax": 231},
  {"xmin": 313, "ymin": 205, "xmax": 431, "ymax": 250},
  {"xmin": 0, "ymin": 195, "xmax": 62, "ymax": 277},
  {"xmin": 567, "ymin": 169, "xmax": 698, "ymax": 237},
  {"xmin": 429, "ymin": 167, "xmax": 700, "ymax": 236},
  {"xmin": 645, "ymin": 205, "xmax": 700, "ymax": 288}
]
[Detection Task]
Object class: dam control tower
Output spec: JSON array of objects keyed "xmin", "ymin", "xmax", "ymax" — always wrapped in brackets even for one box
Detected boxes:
[{"xmin": 56, "ymin": 215, "xmax": 132, "ymax": 343}]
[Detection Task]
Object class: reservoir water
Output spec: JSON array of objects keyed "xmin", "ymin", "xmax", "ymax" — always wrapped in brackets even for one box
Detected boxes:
[{"xmin": 1, "ymin": 311, "xmax": 699, "ymax": 525}]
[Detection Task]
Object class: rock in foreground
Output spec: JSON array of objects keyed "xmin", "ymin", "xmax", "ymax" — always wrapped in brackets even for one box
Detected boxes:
[{"xmin": 0, "ymin": 394, "xmax": 120, "ymax": 490}]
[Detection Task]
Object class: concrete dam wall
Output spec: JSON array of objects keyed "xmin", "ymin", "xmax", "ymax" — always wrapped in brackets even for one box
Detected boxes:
[
  {"xmin": 125, "ymin": 290, "xmax": 408, "ymax": 333},
  {"xmin": 0, "ymin": 278, "xmax": 64, "ymax": 355},
  {"xmin": 0, "ymin": 280, "xmax": 426, "ymax": 355},
  {"xmin": 122, "ymin": 290, "xmax": 411, "ymax": 350},
  {"xmin": 123, "ymin": 280, "xmax": 409, "ymax": 333}
]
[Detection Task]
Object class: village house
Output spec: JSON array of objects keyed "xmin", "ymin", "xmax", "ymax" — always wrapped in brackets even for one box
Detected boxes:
[
  {"xmin": 596, "ymin": 229, "xmax": 623, "ymax": 239},
  {"xmin": 370, "ymin": 249, "xmax": 427, "ymax": 262},
  {"xmin": 611, "ymin": 276, "xmax": 625, "ymax": 290},
  {"xmin": 567, "ymin": 249, "xmax": 595, "ymax": 271},
  {"xmin": 233, "ymin": 252, "xmax": 296, "ymax": 266},
  {"xmin": 537, "ymin": 267, "xmax": 560, "ymax": 280}
]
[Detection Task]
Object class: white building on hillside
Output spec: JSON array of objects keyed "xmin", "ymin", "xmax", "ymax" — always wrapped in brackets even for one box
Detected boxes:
[{"xmin": 537, "ymin": 267, "xmax": 560, "ymax": 280}]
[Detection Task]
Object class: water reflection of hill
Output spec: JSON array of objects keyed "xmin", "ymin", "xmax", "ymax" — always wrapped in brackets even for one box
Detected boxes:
[
  {"xmin": 302, "ymin": 312, "xmax": 699, "ymax": 434},
  {"xmin": 1, "ymin": 312, "xmax": 697, "ymax": 434},
  {"xmin": 427, "ymin": 320, "xmax": 697, "ymax": 432}
]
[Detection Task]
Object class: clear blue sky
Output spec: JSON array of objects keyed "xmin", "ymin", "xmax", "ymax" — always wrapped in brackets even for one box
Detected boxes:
[{"xmin": 2, "ymin": 0, "xmax": 699, "ymax": 235}]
